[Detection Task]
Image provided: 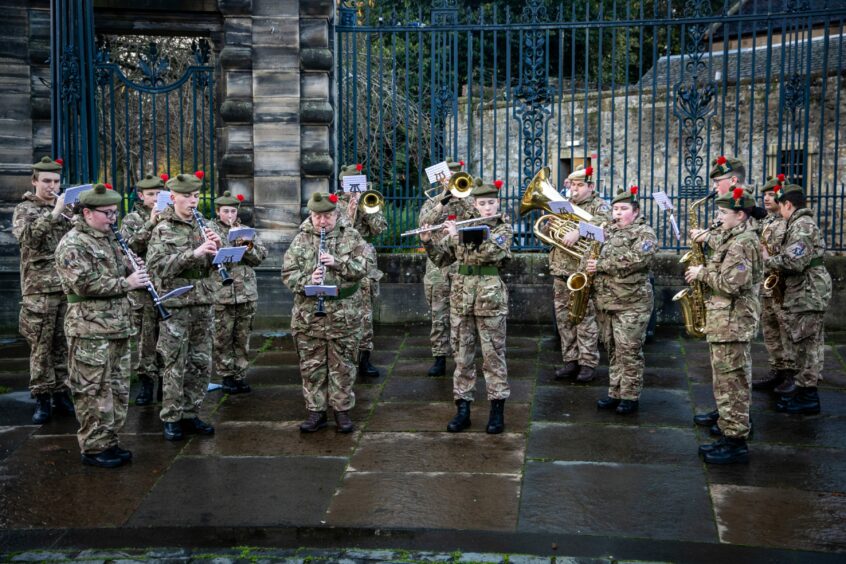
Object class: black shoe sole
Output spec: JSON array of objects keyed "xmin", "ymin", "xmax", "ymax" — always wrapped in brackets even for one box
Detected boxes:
[
  {"xmin": 704, "ymin": 453, "xmax": 749, "ymax": 464},
  {"xmin": 447, "ymin": 421, "xmax": 471, "ymax": 433},
  {"xmin": 486, "ymin": 426, "xmax": 504, "ymax": 434},
  {"xmin": 81, "ymin": 455, "xmax": 124, "ymax": 468},
  {"xmin": 163, "ymin": 433, "xmax": 184, "ymax": 441},
  {"xmin": 299, "ymin": 422, "xmax": 328, "ymax": 433}
]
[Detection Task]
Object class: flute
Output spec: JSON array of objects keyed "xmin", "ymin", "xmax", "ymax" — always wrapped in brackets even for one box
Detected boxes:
[
  {"xmin": 191, "ymin": 207, "xmax": 234, "ymax": 286},
  {"xmin": 109, "ymin": 224, "xmax": 171, "ymax": 320}
]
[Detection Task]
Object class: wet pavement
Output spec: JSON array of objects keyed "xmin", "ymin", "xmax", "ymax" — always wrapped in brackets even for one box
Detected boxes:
[{"xmin": 1, "ymin": 327, "xmax": 846, "ymax": 561}]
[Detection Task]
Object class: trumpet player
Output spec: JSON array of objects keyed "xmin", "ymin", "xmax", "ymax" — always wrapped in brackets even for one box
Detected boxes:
[
  {"xmin": 282, "ymin": 192, "xmax": 372, "ymax": 434},
  {"xmin": 211, "ymin": 191, "xmax": 268, "ymax": 395},
  {"xmin": 587, "ymin": 187, "xmax": 657, "ymax": 415},
  {"xmin": 55, "ymin": 184, "xmax": 150, "ymax": 468},
  {"xmin": 337, "ymin": 163, "xmax": 387, "ymax": 379},
  {"xmin": 147, "ymin": 172, "xmax": 221, "ymax": 441},
  {"xmin": 420, "ymin": 178, "xmax": 512, "ymax": 434},
  {"xmin": 547, "ymin": 165, "xmax": 610, "ymax": 383},
  {"xmin": 13, "ymin": 156, "xmax": 75, "ymax": 424},
  {"xmin": 752, "ymin": 175, "xmax": 796, "ymax": 394},
  {"xmin": 764, "ymin": 183, "xmax": 832, "ymax": 415},
  {"xmin": 121, "ymin": 173, "xmax": 166, "ymax": 406},
  {"xmin": 687, "ymin": 188, "xmax": 766, "ymax": 464},
  {"xmin": 418, "ymin": 157, "xmax": 475, "ymax": 377}
]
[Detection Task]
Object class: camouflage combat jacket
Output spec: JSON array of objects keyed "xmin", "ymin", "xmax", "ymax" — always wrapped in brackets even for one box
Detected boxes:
[
  {"xmin": 760, "ymin": 212, "xmax": 787, "ymax": 299},
  {"xmin": 12, "ymin": 192, "xmax": 73, "ymax": 295},
  {"xmin": 120, "ymin": 201, "xmax": 159, "ymax": 309},
  {"xmin": 546, "ymin": 193, "xmax": 611, "ymax": 277},
  {"xmin": 146, "ymin": 206, "xmax": 215, "ymax": 308},
  {"xmin": 54, "ymin": 218, "xmax": 135, "ymax": 339},
  {"xmin": 593, "ymin": 217, "xmax": 657, "ymax": 312},
  {"xmin": 697, "ymin": 221, "xmax": 763, "ymax": 343},
  {"xmin": 337, "ymin": 193, "xmax": 387, "ymax": 282},
  {"xmin": 210, "ymin": 218, "xmax": 268, "ymax": 305},
  {"xmin": 424, "ymin": 216, "xmax": 513, "ymax": 317},
  {"xmin": 418, "ymin": 194, "xmax": 476, "ymax": 283},
  {"xmin": 281, "ymin": 219, "xmax": 371, "ymax": 338},
  {"xmin": 764, "ymin": 208, "xmax": 831, "ymax": 313}
]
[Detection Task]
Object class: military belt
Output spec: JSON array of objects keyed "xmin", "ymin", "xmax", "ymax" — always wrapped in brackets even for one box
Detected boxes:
[
  {"xmin": 66, "ymin": 293, "xmax": 118, "ymax": 304},
  {"xmin": 324, "ymin": 283, "xmax": 360, "ymax": 301},
  {"xmin": 809, "ymin": 257, "xmax": 824, "ymax": 268},
  {"xmin": 458, "ymin": 265, "xmax": 499, "ymax": 276},
  {"xmin": 181, "ymin": 268, "xmax": 207, "ymax": 280}
]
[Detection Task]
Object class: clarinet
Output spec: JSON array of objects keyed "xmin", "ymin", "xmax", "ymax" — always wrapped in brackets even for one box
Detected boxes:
[
  {"xmin": 109, "ymin": 224, "xmax": 171, "ymax": 320},
  {"xmin": 191, "ymin": 207, "xmax": 233, "ymax": 286},
  {"xmin": 315, "ymin": 227, "xmax": 327, "ymax": 317}
]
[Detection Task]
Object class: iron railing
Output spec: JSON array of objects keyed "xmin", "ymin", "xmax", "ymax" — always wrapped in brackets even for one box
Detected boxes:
[{"xmin": 335, "ymin": 0, "xmax": 846, "ymax": 252}]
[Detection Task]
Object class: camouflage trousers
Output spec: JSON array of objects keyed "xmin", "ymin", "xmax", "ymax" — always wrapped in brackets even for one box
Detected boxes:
[
  {"xmin": 553, "ymin": 276, "xmax": 600, "ymax": 368},
  {"xmin": 131, "ymin": 302, "xmax": 161, "ymax": 380},
  {"xmin": 19, "ymin": 293, "xmax": 69, "ymax": 395},
  {"xmin": 451, "ymin": 312, "xmax": 510, "ymax": 402},
  {"xmin": 709, "ymin": 341, "xmax": 752, "ymax": 439},
  {"xmin": 294, "ymin": 331, "xmax": 359, "ymax": 412},
  {"xmin": 214, "ymin": 301, "xmax": 257, "ymax": 382},
  {"xmin": 358, "ymin": 278, "xmax": 378, "ymax": 352},
  {"xmin": 67, "ymin": 336, "xmax": 130, "ymax": 454},
  {"xmin": 760, "ymin": 296, "xmax": 794, "ymax": 371},
  {"xmin": 157, "ymin": 305, "xmax": 213, "ymax": 423},
  {"xmin": 782, "ymin": 310, "xmax": 825, "ymax": 387},
  {"xmin": 596, "ymin": 305, "xmax": 652, "ymax": 401},
  {"xmin": 424, "ymin": 261, "xmax": 452, "ymax": 357}
]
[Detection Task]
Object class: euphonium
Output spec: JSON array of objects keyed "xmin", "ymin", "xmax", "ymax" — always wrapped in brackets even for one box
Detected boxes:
[
  {"xmin": 533, "ymin": 215, "xmax": 594, "ymax": 259},
  {"xmin": 761, "ymin": 223, "xmax": 784, "ymax": 304},
  {"xmin": 672, "ymin": 193, "xmax": 715, "ymax": 338},
  {"xmin": 566, "ymin": 224, "xmax": 605, "ymax": 325}
]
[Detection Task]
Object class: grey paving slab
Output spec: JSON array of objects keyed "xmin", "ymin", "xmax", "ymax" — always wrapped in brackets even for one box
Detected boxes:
[
  {"xmin": 252, "ymin": 350, "xmax": 299, "ymax": 366},
  {"xmin": 245, "ymin": 364, "xmax": 303, "ymax": 386},
  {"xmin": 0, "ymin": 372, "xmax": 30, "ymax": 391},
  {"xmin": 326, "ymin": 472, "xmax": 521, "ymax": 531},
  {"xmin": 712, "ymin": 484, "xmax": 846, "ymax": 552},
  {"xmin": 0, "ymin": 426, "xmax": 35, "ymax": 462},
  {"xmin": 390, "ymin": 358, "xmax": 456, "ymax": 378},
  {"xmin": 215, "ymin": 384, "xmax": 379, "ymax": 423},
  {"xmin": 382, "ymin": 376, "xmax": 533, "ymax": 403},
  {"xmin": 365, "ymin": 401, "xmax": 531, "ymax": 434},
  {"xmin": 527, "ymin": 422, "xmax": 701, "ymax": 465},
  {"xmin": 0, "ymin": 392, "xmax": 38, "ymax": 426},
  {"xmin": 518, "ymin": 460, "xmax": 717, "ymax": 542},
  {"xmin": 127, "ymin": 456, "xmax": 346, "ymax": 527}
]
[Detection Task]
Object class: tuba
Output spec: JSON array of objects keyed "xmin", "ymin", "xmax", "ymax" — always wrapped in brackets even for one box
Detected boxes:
[
  {"xmin": 672, "ymin": 193, "xmax": 715, "ymax": 338},
  {"xmin": 521, "ymin": 166, "xmax": 594, "ymax": 259}
]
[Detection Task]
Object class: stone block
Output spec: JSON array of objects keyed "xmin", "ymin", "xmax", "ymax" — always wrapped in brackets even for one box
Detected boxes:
[
  {"xmin": 219, "ymin": 46, "xmax": 252, "ymax": 70},
  {"xmin": 224, "ymin": 70, "xmax": 252, "ymax": 99},
  {"xmin": 301, "ymin": 151, "xmax": 333, "ymax": 175},
  {"xmin": 252, "ymin": 69, "xmax": 299, "ymax": 98},
  {"xmin": 300, "ymin": 48, "xmax": 332, "ymax": 71},
  {"xmin": 300, "ymin": 0, "xmax": 334, "ymax": 18},
  {"xmin": 220, "ymin": 99, "xmax": 253, "ymax": 123},
  {"xmin": 252, "ymin": 17, "xmax": 299, "ymax": 48},
  {"xmin": 219, "ymin": 177, "xmax": 254, "ymax": 201},
  {"xmin": 300, "ymin": 176, "xmax": 329, "ymax": 199},
  {"xmin": 224, "ymin": 16, "xmax": 252, "ymax": 46},
  {"xmin": 255, "ymin": 147, "xmax": 300, "ymax": 176},
  {"xmin": 299, "ymin": 100, "xmax": 333, "ymax": 124},
  {"xmin": 218, "ymin": 0, "xmax": 252, "ymax": 15},
  {"xmin": 254, "ymin": 203, "xmax": 301, "ymax": 228},
  {"xmin": 253, "ymin": 123, "xmax": 299, "ymax": 151},
  {"xmin": 30, "ymin": 97, "xmax": 50, "ymax": 121},
  {"xmin": 253, "ymin": 97, "xmax": 298, "ymax": 123},
  {"xmin": 221, "ymin": 152, "xmax": 254, "ymax": 176},
  {"xmin": 299, "ymin": 19, "xmax": 328, "ymax": 48},
  {"xmin": 254, "ymin": 175, "xmax": 299, "ymax": 203},
  {"xmin": 252, "ymin": 0, "xmax": 298, "ymax": 17},
  {"xmin": 221, "ymin": 125, "xmax": 253, "ymax": 153},
  {"xmin": 299, "ymin": 125, "xmax": 329, "ymax": 152},
  {"xmin": 300, "ymin": 72, "xmax": 329, "ymax": 99},
  {"xmin": 252, "ymin": 46, "xmax": 298, "ymax": 70}
]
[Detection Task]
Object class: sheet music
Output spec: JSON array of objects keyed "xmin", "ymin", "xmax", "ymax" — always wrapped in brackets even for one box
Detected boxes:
[
  {"xmin": 578, "ymin": 221, "xmax": 605, "ymax": 242},
  {"xmin": 212, "ymin": 246, "xmax": 248, "ymax": 265},
  {"xmin": 425, "ymin": 161, "xmax": 452, "ymax": 185},
  {"xmin": 62, "ymin": 184, "xmax": 92, "ymax": 206},
  {"xmin": 340, "ymin": 174, "xmax": 367, "ymax": 193}
]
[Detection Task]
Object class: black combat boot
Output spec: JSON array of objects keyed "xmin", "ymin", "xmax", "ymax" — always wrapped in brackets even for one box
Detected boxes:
[
  {"xmin": 52, "ymin": 390, "xmax": 75, "ymax": 415},
  {"xmin": 486, "ymin": 399, "xmax": 505, "ymax": 434},
  {"xmin": 163, "ymin": 421, "xmax": 183, "ymax": 441},
  {"xmin": 235, "ymin": 379, "xmax": 252, "ymax": 394},
  {"xmin": 703, "ymin": 436, "xmax": 749, "ymax": 464},
  {"xmin": 32, "ymin": 393, "xmax": 52, "ymax": 424},
  {"xmin": 181, "ymin": 417, "xmax": 215, "ymax": 435},
  {"xmin": 616, "ymin": 399, "xmax": 639, "ymax": 415},
  {"xmin": 156, "ymin": 376, "xmax": 163, "ymax": 402},
  {"xmin": 81, "ymin": 449, "xmax": 124, "ymax": 468},
  {"xmin": 752, "ymin": 368, "xmax": 784, "ymax": 391},
  {"xmin": 773, "ymin": 371, "xmax": 797, "ymax": 396},
  {"xmin": 427, "ymin": 356, "xmax": 446, "ymax": 377},
  {"xmin": 554, "ymin": 361, "xmax": 579, "ymax": 379},
  {"xmin": 447, "ymin": 399, "xmax": 471, "ymax": 433},
  {"xmin": 575, "ymin": 365, "xmax": 596, "ymax": 383},
  {"xmin": 334, "ymin": 410, "xmax": 355, "ymax": 433},
  {"xmin": 299, "ymin": 411, "xmax": 328, "ymax": 433},
  {"xmin": 108, "ymin": 445, "xmax": 133, "ymax": 463},
  {"xmin": 778, "ymin": 386, "xmax": 821, "ymax": 415},
  {"xmin": 222, "ymin": 376, "xmax": 239, "ymax": 394},
  {"xmin": 694, "ymin": 409, "xmax": 719, "ymax": 427},
  {"xmin": 596, "ymin": 396, "xmax": 621, "ymax": 410},
  {"xmin": 698, "ymin": 436, "xmax": 727, "ymax": 456},
  {"xmin": 135, "ymin": 376, "xmax": 154, "ymax": 406},
  {"xmin": 358, "ymin": 350, "xmax": 380, "ymax": 378}
]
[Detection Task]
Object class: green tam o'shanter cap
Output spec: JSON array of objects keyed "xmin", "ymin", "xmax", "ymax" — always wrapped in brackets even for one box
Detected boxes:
[
  {"xmin": 79, "ymin": 183, "xmax": 122, "ymax": 207},
  {"xmin": 709, "ymin": 155, "xmax": 745, "ymax": 179},
  {"xmin": 215, "ymin": 191, "xmax": 243, "ymax": 207},
  {"xmin": 611, "ymin": 185, "xmax": 639, "ymax": 205},
  {"xmin": 568, "ymin": 165, "xmax": 594, "ymax": 183},
  {"xmin": 137, "ymin": 173, "xmax": 166, "ymax": 190},
  {"xmin": 776, "ymin": 183, "xmax": 804, "ymax": 202},
  {"xmin": 339, "ymin": 163, "xmax": 363, "ymax": 179},
  {"xmin": 307, "ymin": 192, "xmax": 338, "ymax": 213},
  {"xmin": 166, "ymin": 171, "xmax": 204, "ymax": 194},
  {"xmin": 470, "ymin": 177, "xmax": 503, "ymax": 198},
  {"xmin": 32, "ymin": 156, "xmax": 63, "ymax": 173},
  {"xmin": 716, "ymin": 185, "xmax": 756, "ymax": 210},
  {"xmin": 446, "ymin": 157, "xmax": 465, "ymax": 173}
]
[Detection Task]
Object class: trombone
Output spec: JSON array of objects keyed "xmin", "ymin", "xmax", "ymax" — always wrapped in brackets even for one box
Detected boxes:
[{"xmin": 424, "ymin": 171, "xmax": 474, "ymax": 201}]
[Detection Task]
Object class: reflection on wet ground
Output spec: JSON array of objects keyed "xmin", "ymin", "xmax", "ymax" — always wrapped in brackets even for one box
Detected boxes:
[{"xmin": 1, "ymin": 326, "xmax": 845, "ymax": 559}]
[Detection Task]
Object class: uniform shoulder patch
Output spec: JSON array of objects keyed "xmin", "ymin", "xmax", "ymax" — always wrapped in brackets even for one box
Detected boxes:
[
  {"xmin": 495, "ymin": 234, "xmax": 506, "ymax": 246},
  {"xmin": 641, "ymin": 239, "xmax": 654, "ymax": 253},
  {"xmin": 789, "ymin": 242, "xmax": 806, "ymax": 257},
  {"xmin": 737, "ymin": 263, "xmax": 747, "ymax": 271}
]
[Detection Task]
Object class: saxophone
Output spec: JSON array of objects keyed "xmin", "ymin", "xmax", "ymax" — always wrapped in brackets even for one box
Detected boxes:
[
  {"xmin": 761, "ymin": 222, "xmax": 785, "ymax": 304},
  {"xmin": 672, "ymin": 193, "xmax": 716, "ymax": 338},
  {"xmin": 566, "ymin": 224, "xmax": 606, "ymax": 325}
]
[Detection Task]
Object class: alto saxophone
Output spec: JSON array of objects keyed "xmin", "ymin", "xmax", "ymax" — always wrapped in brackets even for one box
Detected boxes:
[
  {"xmin": 672, "ymin": 193, "xmax": 715, "ymax": 338},
  {"xmin": 761, "ymin": 223, "xmax": 784, "ymax": 304},
  {"xmin": 566, "ymin": 224, "xmax": 605, "ymax": 325}
]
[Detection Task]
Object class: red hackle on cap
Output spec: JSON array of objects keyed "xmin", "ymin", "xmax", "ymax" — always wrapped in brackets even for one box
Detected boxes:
[
  {"xmin": 716, "ymin": 155, "xmax": 727, "ymax": 165},
  {"xmin": 630, "ymin": 185, "xmax": 638, "ymax": 195},
  {"xmin": 584, "ymin": 166, "xmax": 593, "ymax": 177},
  {"xmin": 194, "ymin": 170, "xmax": 205, "ymax": 180},
  {"xmin": 447, "ymin": 214, "xmax": 457, "ymax": 220},
  {"xmin": 356, "ymin": 163, "xmax": 363, "ymax": 172},
  {"xmin": 777, "ymin": 173, "xmax": 786, "ymax": 183},
  {"xmin": 55, "ymin": 158, "xmax": 64, "ymax": 166},
  {"xmin": 236, "ymin": 194, "xmax": 245, "ymax": 202},
  {"xmin": 459, "ymin": 160, "xmax": 465, "ymax": 167},
  {"xmin": 104, "ymin": 183, "xmax": 113, "ymax": 190},
  {"xmin": 494, "ymin": 179, "xmax": 503, "ymax": 190},
  {"xmin": 732, "ymin": 187, "xmax": 744, "ymax": 200},
  {"xmin": 160, "ymin": 173, "xmax": 169, "ymax": 182},
  {"xmin": 328, "ymin": 193, "xmax": 339, "ymax": 204}
]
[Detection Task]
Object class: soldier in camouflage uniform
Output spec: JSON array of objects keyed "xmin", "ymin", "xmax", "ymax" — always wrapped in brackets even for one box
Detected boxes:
[
  {"xmin": 688, "ymin": 187, "xmax": 766, "ymax": 464},
  {"xmin": 545, "ymin": 165, "xmax": 611, "ymax": 383},
  {"xmin": 421, "ymin": 178, "xmax": 512, "ymax": 434},
  {"xmin": 55, "ymin": 184, "xmax": 150, "ymax": 468},
  {"xmin": 211, "ymin": 191, "xmax": 268, "ymax": 394},
  {"xmin": 752, "ymin": 175, "xmax": 796, "ymax": 394},
  {"xmin": 765, "ymin": 183, "xmax": 832, "ymax": 415},
  {"xmin": 336, "ymin": 164, "xmax": 388, "ymax": 378},
  {"xmin": 13, "ymin": 156, "xmax": 75, "ymax": 424},
  {"xmin": 282, "ymin": 192, "xmax": 372, "ymax": 434},
  {"xmin": 147, "ymin": 172, "xmax": 221, "ymax": 441},
  {"xmin": 690, "ymin": 156, "xmax": 747, "ymax": 247},
  {"xmin": 417, "ymin": 158, "xmax": 475, "ymax": 377},
  {"xmin": 120, "ymin": 173, "xmax": 166, "ymax": 406},
  {"xmin": 588, "ymin": 187, "xmax": 657, "ymax": 415}
]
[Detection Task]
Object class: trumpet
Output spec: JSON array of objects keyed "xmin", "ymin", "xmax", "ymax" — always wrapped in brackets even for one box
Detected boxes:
[
  {"xmin": 401, "ymin": 215, "xmax": 498, "ymax": 237},
  {"xmin": 191, "ymin": 207, "xmax": 233, "ymax": 286}
]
